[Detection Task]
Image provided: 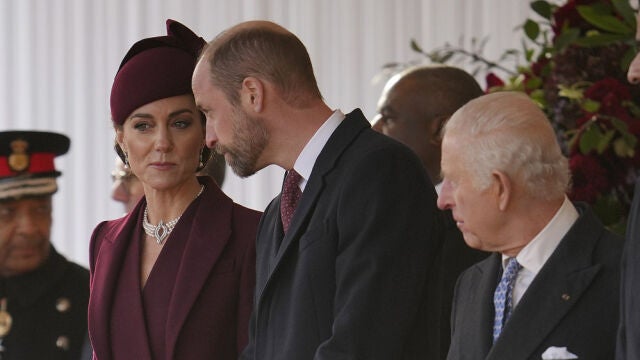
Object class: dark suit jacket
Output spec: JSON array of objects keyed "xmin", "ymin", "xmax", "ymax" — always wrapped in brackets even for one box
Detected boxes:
[
  {"xmin": 0, "ymin": 247, "xmax": 89, "ymax": 360},
  {"xmin": 88, "ymin": 177, "xmax": 261, "ymax": 360},
  {"xmin": 241, "ymin": 109, "xmax": 442, "ymax": 359},
  {"xmin": 426, "ymin": 211, "xmax": 487, "ymax": 360},
  {"xmin": 617, "ymin": 179, "xmax": 640, "ymax": 360},
  {"xmin": 447, "ymin": 203, "xmax": 622, "ymax": 360}
]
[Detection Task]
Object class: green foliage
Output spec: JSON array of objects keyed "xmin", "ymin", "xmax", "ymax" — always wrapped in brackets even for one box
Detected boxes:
[
  {"xmin": 531, "ymin": 0, "xmax": 553, "ymax": 19},
  {"xmin": 577, "ymin": 4, "xmax": 634, "ymax": 34},
  {"xmin": 525, "ymin": 19, "xmax": 541, "ymax": 41},
  {"xmin": 404, "ymin": 0, "xmax": 640, "ymax": 233}
]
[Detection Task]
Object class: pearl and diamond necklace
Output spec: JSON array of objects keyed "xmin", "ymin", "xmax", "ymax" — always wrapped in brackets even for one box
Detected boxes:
[{"xmin": 142, "ymin": 185, "xmax": 204, "ymax": 245}]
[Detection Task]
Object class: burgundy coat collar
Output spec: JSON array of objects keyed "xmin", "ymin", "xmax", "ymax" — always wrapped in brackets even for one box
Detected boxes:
[{"xmin": 89, "ymin": 177, "xmax": 234, "ymax": 360}]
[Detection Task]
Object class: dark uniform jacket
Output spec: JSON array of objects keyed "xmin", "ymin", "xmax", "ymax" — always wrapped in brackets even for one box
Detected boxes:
[{"xmin": 0, "ymin": 246, "xmax": 89, "ymax": 360}]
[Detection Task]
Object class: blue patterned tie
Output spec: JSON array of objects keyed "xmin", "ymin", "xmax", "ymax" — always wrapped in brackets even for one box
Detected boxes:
[{"xmin": 493, "ymin": 257, "xmax": 521, "ymax": 343}]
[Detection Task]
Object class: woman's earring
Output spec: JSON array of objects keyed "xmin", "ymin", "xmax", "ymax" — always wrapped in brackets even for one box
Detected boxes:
[
  {"xmin": 124, "ymin": 151, "xmax": 130, "ymax": 168},
  {"xmin": 198, "ymin": 148, "xmax": 205, "ymax": 169}
]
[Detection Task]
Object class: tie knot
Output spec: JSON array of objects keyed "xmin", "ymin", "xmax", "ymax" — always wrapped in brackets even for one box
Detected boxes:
[
  {"xmin": 284, "ymin": 169, "xmax": 302, "ymax": 189},
  {"xmin": 504, "ymin": 257, "xmax": 521, "ymax": 277}
]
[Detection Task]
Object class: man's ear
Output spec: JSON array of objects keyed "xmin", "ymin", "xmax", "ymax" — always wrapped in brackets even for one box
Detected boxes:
[
  {"xmin": 492, "ymin": 170, "xmax": 512, "ymax": 211},
  {"xmin": 429, "ymin": 115, "xmax": 450, "ymax": 145},
  {"xmin": 241, "ymin": 76, "xmax": 264, "ymax": 113}
]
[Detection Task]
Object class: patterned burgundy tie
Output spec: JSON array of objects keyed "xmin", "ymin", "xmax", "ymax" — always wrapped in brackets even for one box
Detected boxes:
[{"xmin": 280, "ymin": 169, "xmax": 302, "ymax": 233}]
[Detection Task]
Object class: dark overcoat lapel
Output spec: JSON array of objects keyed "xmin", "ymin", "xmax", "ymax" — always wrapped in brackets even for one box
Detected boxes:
[
  {"xmin": 256, "ymin": 111, "xmax": 368, "ymax": 306},
  {"xmin": 450, "ymin": 254, "xmax": 500, "ymax": 359},
  {"xmin": 487, "ymin": 208, "xmax": 604, "ymax": 359},
  {"xmin": 448, "ymin": 204, "xmax": 621, "ymax": 360},
  {"xmin": 245, "ymin": 108, "xmax": 439, "ymax": 359},
  {"xmin": 616, "ymin": 179, "xmax": 640, "ymax": 360}
]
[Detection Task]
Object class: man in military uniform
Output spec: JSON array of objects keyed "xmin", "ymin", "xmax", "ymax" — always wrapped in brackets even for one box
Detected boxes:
[{"xmin": 0, "ymin": 131, "xmax": 89, "ymax": 360}]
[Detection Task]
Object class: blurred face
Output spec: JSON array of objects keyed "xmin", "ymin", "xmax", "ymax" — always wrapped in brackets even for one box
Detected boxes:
[
  {"xmin": 111, "ymin": 158, "xmax": 144, "ymax": 213},
  {"xmin": 374, "ymin": 82, "xmax": 429, "ymax": 147},
  {"xmin": 373, "ymin": 79, "xmax": 441, "ymax": 182},
  {"xmin": 116, "ymin": 94, "xmax": 204, "ymax": 192},
  {"xmin": 0, "ymin": 197, "xmax": 52, "ymax": 277},
  {"xmin": 437, "ymin": 134, "xmax": 503, "ymax": 251},
  {"xmin": 193, "ymin": 62, "xmax": 268, "ymax": 177}
]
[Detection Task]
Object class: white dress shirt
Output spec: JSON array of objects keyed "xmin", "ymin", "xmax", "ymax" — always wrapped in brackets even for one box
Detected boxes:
[
  {"xmin": 292, "ymin": 110, "xmax": 345, "ymax": 191},
  {"xmin": 501, "ymin": 196, "xmax": 579, "ymax": 307}
]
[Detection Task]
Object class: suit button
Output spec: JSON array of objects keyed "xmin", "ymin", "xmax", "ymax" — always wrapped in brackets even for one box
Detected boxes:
[
  {"xmin": 56, "ymin": 336, "xmax": 70, "ymax": 351},
  {"xmin": 56, "ymin": 297, "xmax": 71, "ymax": 313}
]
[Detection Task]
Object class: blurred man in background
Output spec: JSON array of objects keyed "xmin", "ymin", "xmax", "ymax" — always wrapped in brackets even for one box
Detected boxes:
[
  {"xmin": 373, "ymin": 65, "xmax": 488, "ymax": 359},
  {"xmin": 0, "ymin": 130, "xmax": 90, "ymax": 360}
]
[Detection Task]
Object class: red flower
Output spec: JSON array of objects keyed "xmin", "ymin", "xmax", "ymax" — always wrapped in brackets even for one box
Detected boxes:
[
  {"xmin": 569, "ymin": 153, "xmax": 611, "ymax": 203},
  {"xmin": 485, "ymin": 72, "xmax": 504, "ymax": 91},
  {"xmin": 582, "ymin": 78, "xmax": 639, "ymax": 146},
  {"xmin": 584, "ymin": 77, "xmax": 631, "ymax": 114},
  {"xmin": 531, "ymin": 56, "xmax": 550, "ymax": 77}
]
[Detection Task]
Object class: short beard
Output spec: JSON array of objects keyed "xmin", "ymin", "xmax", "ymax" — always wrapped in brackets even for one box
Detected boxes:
[{"xmin": 216, "ymin": 110, "xmax": 269, "ymax": 178}]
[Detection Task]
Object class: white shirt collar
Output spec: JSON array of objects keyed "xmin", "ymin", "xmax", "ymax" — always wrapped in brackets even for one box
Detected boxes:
[
  {"xmin": 502, "ymin": 196, "xmax": 579, "ymax": 274},
  {"xmin": 292, "ymin": 109, "xmax": 345, "ymax": 191}
]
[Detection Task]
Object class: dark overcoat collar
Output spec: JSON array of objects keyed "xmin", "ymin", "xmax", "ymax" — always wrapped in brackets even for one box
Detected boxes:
[{"xmin": 256, "ymin": 109, "xmax": 369, "ymax": 305}]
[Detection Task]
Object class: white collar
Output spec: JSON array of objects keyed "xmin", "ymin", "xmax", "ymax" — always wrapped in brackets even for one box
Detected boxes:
[
  {"xmin": 291, "ymin": 109, "xmax": 345, "ymax": 191},
  {"xmin": 502, "ymin": 196, "xmax": 579, "ymax": 274}
]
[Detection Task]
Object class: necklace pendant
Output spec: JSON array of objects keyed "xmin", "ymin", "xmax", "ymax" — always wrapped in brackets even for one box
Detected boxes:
[{"xmin": 154, "ymin": 220, "xmax": 169, "ymax": 245}]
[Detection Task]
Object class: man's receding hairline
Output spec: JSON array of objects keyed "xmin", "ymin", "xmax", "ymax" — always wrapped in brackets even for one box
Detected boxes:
[{"xmin": 227, "ymin": 20, "xmax": 291, "ymax": 37}]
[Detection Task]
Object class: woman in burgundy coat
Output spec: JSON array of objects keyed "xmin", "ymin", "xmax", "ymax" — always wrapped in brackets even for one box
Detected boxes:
[{"xmin": 87, "ymin": 20, "xmax": 261, "ymax": 360}]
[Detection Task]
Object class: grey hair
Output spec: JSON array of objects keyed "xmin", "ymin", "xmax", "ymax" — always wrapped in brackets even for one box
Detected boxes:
[{"xmin": 443, "ymin": 91, "xmax": 570, "ymax": 200}]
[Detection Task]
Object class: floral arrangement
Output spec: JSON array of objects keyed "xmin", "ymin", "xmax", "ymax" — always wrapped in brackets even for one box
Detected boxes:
[{"xmin": 410, "ymin": 0, "xmax": 640, "ymax": 233}]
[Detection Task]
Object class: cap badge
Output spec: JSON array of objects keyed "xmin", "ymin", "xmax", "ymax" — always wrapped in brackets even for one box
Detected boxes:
[{"xmin": 8, "ymin": 139, "xmax": 29, "ymax": 173}]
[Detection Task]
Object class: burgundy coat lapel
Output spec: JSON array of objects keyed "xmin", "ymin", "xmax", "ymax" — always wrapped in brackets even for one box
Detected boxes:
[
  {"xmin": 88, "ymin": 205, "xmax": 144, "ymax": 360},
  {"xmin": 165, "ymin": 180, "xmax": 233, "ymax": 358}
]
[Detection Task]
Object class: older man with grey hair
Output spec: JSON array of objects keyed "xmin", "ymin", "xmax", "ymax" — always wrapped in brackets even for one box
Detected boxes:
[{"xmin": 439, "ymin": 91, "xmax": 622, "ymax": 360}]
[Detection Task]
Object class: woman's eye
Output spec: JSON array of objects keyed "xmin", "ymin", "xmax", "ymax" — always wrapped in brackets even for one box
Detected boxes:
[
  {"xmin": 133, "ymin": 122, "xmax": 151, "ymax": 131},
  {"xmin": 173, "ymin": 119, "xmax": 192, "ymax": 129}
]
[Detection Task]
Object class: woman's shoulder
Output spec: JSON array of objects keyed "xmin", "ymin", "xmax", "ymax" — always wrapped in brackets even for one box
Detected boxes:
[
  {"xmin": 232, "ymin": 203, "xmax": 262, "ymax": 222},
  {"xmin": 91, "ymin": 215, "xmax": 133, "ymax": 245}
]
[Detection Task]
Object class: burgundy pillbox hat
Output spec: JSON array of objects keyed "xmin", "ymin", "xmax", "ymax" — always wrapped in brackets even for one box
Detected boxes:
[{"xmin": 110, "ymin": 19, "xmax": 206, "ymax": 126}]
